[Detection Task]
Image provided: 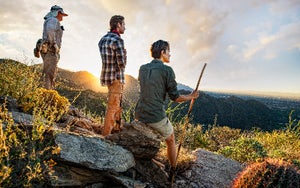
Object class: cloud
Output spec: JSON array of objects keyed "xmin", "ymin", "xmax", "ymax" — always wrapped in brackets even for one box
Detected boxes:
[
  {"xmin": 0, "ymin": 43, "xmax": 20, "ymax": 58},
  {"xmin": 242, "ymin": 20, "xmax": 300, "ymax": 61},
  {"xmin": 0, "ymin": 0, "xmax": 299, "ymax": 93},
  {"xmin": 269, "ymin": 0, "xmax": 300, "ymax": 13},
  {"xmin": 222, "ymin": 0, "xmax": 300, "ymax": 63}
]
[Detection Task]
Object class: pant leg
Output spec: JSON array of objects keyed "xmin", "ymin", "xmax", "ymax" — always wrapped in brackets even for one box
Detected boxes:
[
  {"xmin": 102, "ymin": 80, "xmax": 123, "ymax": 136},
  {"xmin": 41, "ymin": 51, "xmax": 59, "ymax": 90}
]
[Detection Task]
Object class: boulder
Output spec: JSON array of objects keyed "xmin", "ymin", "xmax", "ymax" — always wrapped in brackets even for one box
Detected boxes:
[
  {"xmin": 134, "ymin": 159, "xmax": 169, "ymax": 188},
  {"xmin": 107, "ymin": 121, "xmax": 163, "ymax": 159},
  {"xmin": 57, "ymin": 106, "xmax": 102, "ymax": 134},
  {"xmin": 174, "ymin": 149, "xmax": 243, "ymax": 188},
  {"xmin": 51, "ymin": 163, "xmax": 107, "ymax": 187},
  {"xmin": 54, "ymin": 132, "xmax": 135, "ymax": 173}
]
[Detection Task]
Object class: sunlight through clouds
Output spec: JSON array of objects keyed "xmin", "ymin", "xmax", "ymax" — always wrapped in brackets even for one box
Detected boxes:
[{"xmin": 0, "ymin": 0, "xmax": 299, "ymax": 94}]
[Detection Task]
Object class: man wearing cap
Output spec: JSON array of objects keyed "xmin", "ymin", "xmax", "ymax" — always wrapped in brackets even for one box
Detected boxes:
[
  {"xmin": 98, "ymin": 15, "xmax": 126, "ymax": 136},
  {"xmin": 39, "ymin": 5, "xmax": 68, "ymax": 90}
]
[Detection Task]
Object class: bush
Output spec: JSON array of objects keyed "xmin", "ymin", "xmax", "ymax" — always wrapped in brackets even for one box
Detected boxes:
[
  {"xmin": 0, "ymin": 104, "xmax": 13, "ymax": 184},
  {"xmin": 181, "ymin": 124, "xmax": 208, "ymax": 150},
  {"xmin": 0, "ymin": 59, "xmax": 41, "ymax": 103},
  {"xmin": 218, "ymin": 137, "xmax": 267, "ymax": 163},
  {"xmin": 232, "ymin": 158, "xmax": 300, "ymax": 188},
  {"xmin": 204, "ymin": 125, "xmax": 242, "ymax": 152},
  {"xmin": 253, "ymin": 128, "xmax": 300, "ymax": 167},
  {"xmin": 174, "ymin": 124, "xmax": 243, "ymax": 151},
  {"xmin": 21, "ymin": 88, "xmax": 70, "ymax": 122},
  {"xmin": 0, "ymin": 102, "xmax": 58, "ymax": 187}
]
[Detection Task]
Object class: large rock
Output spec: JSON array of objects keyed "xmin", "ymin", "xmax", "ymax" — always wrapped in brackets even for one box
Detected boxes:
[
  {"xmin": 54, "ymin": 132, "xmax": 135, "ymax": 172},
  {"xmin": 51, "ymin": 163, "xmax": 147, "ymax": 187},
  {"xmin": 57, "ymin": 105, "xmax": 102, "ymax": 134},
  {"xmin": 134, "ymin": 159, "xmax": 169, "ymax": 188},
  {"xmin": 107, "ymin": 121, "xmax": 163, "ymax": 159},
  {"xmin": 51, "ymin": 163, "xmax": 107, "ymax": 187},
  {"xmin": 174, "ymin": 149, "xmax": 243, "ymax": 188}
]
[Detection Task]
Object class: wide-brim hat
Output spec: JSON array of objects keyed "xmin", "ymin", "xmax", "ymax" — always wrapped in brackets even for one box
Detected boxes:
[{"xmin": 44, "ymin": 5, "xmax": 68, "ymax": 19}]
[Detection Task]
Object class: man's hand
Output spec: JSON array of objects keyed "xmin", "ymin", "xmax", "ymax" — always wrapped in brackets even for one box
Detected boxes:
[
  {"xmin": 175, "ymin": 90, "xmax": 199, "ymax": 103},
  {"xmin": 54, "ymin": 44, "xmax": 60, "ymax": 54},
  {"xmin": 191, "ymin": 90, "xmax": 199, "ymax": 99}
]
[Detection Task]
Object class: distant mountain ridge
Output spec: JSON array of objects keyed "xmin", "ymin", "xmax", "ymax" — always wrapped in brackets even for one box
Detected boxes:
[
  {"xmin": 57, "ymin": 67, "xmax": 138, "ymax": 92},
  {"xmin": 177, "ymin": 83, "xmax": 193, "ymax": 91},
  {"xmin": 54, "ymin": 67, "xmax": 296, "ymax": 131},
  {"xmin": 58, "ymin": 67, "xmax": 194, "ymax": 93},
  {"xmin": 2, "ymin": 59, "xmax": 297, "ymax": 131}
]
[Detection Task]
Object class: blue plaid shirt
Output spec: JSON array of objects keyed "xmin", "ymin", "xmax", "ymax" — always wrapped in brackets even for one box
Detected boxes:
[{"xmin": 98, "ymin": 32, "xmax": 126, "ymax": 86}]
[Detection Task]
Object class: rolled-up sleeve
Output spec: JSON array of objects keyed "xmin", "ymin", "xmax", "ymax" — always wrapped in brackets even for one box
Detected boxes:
[{"xmin": 166, "ymin": 67, "xmax": 180, "ymax": 101}]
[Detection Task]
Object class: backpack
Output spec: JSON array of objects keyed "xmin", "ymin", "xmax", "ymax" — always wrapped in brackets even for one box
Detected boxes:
[{"xmin": 33, "ymin": 39, "xmax": 48, "ymax": 58}]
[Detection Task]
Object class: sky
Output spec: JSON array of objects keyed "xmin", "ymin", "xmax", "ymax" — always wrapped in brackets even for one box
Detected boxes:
[{"xmin": 1, "ymin": 0, "xmax": 300, "ymax": 96}]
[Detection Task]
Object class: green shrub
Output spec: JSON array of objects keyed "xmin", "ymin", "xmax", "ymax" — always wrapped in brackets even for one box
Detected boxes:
[
  {"xmin": 204, "ymin": 125, "xmax": 242, "ymax": 152},
  {"xmin": 0, "ymin": 59, "xmax": 41, "ymax": 103},
  {"xmin": 182, "ymin": 124, "xmax": 208, "ymax": 150},
  {"xmin": 232, "ymin": 158, "xmax": 300, "ymax": 188},
  {"xmin": 21, "ymin": 88, "xmax": 70, "ymax": 122},
  {"xmin": 253, "ymin": 129, "xmax": 300, "ymax": 167},
  {"xmin": 286, "ymin": 110, "xmax": 300, "ymax": 136},
  {"xmin": 0, "ymin": 102, "xmax": 57, "ymax": 187},
  {"xmin": 0, "ymin": 104, "xmax": 13, "ymax": 184},
  {"xmin": 218, "ymin": 137, "xmax": 267, "ymax": 163}
]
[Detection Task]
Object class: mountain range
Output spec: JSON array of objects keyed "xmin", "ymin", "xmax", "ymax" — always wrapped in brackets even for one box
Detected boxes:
[
  {"xmin": 1, "ymin": 58, "xmax": 298, "ymax": 131},
  {"xmin": 55, "ymin": 67, "xmax": 300, "ymax": 131}
]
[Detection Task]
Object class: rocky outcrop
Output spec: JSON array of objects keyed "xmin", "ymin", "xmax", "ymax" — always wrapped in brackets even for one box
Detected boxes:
[
  {"xmin": 51, "ymin": 132, "xmax": 140, "ymax": 187},
  {"xmin": 1, "ymin": 96, "xmax": 243, "ymax": 188},
  {"xmin": 54, "ymin": 132, "xmax": 135, "ymax": 172},
  {"xmin": 174, "ymin": 149, "xmax": 243, "ymax": 188},
  {"xmin": 106, "ymin": 121, "xmax": 163, "ymax": 160}
]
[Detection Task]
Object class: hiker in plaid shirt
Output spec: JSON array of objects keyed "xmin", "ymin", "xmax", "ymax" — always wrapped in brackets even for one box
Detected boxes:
[{"xmin": 98, "ymin": 15, "xmax": 127, "ymax": 136}]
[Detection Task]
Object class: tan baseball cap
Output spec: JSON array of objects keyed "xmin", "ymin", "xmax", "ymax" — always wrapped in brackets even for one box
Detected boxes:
[
  {"xmin": 44, "ymin": 5, "xmax": 68, "ymax": 19},
  {"xmin": 50, "ymin": 5, "xmax": 68, "ymax": 16}
]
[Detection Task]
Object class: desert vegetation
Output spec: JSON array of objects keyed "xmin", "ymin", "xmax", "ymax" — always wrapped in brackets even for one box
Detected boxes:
[
  {"xmin": 0, "ymin": 58, "xmax": 299, "ymax": 187},
  {"xmin": 0, "ymin": 59, "xmax": 68, "ymax": 187},
  {"xmin": 232, "ymin": 158, "xmax": 300, "ymax": 187}
]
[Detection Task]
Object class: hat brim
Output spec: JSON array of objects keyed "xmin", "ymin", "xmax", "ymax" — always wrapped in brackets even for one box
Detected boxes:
[{"xmin": 60, "ymin": 12, "xmax": 68, "ymax": 16}]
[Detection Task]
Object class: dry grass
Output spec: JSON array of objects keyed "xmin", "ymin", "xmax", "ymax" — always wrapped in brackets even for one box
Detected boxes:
[{"xmin": 155, "ymin": 146, "xmax": 196, "ymax": 173}]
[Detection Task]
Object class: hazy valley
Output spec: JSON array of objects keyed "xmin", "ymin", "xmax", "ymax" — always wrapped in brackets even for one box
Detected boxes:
[{"xmin": 55, "ymin": 66, "xmax": 300, "ymax": 131}]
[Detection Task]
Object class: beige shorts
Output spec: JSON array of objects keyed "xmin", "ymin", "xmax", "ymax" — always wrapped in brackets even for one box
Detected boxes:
[{"xmin": 147, "ymin": 117, "xmax": 174, "ymax": 139}]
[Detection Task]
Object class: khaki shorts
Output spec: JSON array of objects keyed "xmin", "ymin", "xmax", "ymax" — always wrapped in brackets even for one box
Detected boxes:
[{"xmin": 147, "ymin": 117, "xmax": 174, "ymax": 139}]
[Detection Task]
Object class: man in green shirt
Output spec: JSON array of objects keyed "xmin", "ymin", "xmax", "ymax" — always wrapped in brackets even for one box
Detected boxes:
[{"xmin": 135, "ymin": 40, "xmax": 199, "ymax": 180}]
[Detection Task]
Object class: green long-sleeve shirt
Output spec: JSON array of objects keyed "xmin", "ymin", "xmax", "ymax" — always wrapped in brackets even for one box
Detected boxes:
[{"xmin": 135, "ymin": 59, "xmax": 180, "ymax": 123}]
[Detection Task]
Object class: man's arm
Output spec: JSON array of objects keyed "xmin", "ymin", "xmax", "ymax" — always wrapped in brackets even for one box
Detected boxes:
[
  {"xmin": 45, "ymin": 18, "xmax": 60, "ymax": 53},
  {"xmin": 45, "ymin": 18, "xmax": 59, "ymax": 45},
  {"xmin": 115, "ymin": 39, "xmax": 126, "ymax": 69},
  {"xmin": 174, "ymin": 90, "xmax": 199, "ymax": 103}
]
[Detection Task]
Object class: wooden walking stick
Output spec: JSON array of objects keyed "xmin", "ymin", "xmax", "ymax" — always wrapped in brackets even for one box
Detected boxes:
[{"xmin": 170, "ymin": 63, "xmax": 207, "ymax": 187}]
